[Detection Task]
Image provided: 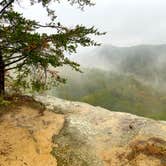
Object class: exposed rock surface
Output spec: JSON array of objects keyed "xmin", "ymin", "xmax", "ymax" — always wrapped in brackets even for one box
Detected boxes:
[
  {"xmin": 0, "ymin": 104, "xmax": 64, "ymax": 166},
  {"xmin": 0, "ymin": 95, "xmax": 166, "ymax": 166},
  {"xmin": 34, "ymin": 95, "xmax": 166, "ymax": 166}
]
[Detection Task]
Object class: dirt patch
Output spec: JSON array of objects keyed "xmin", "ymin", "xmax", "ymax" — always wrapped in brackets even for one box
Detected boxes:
[{"xmin": 0, "ymin": 104, "xmax": 64, "ymax": 166}]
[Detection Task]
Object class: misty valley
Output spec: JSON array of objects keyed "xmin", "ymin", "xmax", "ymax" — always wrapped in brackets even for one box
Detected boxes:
[{"xmin": 51, "ymin": 44, "xmax": 166, "ymax": 120}]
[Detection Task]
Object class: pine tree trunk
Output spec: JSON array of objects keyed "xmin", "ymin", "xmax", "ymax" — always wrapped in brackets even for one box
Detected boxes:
[{"xmin": 0, "ymin": 51, "xmax": 5, "ymax": 96}]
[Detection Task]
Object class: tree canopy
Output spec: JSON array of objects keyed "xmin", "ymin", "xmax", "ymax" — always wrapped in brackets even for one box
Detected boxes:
[{"xmin": 0, "ymin": 0, "xmax": 105, "ymax": 95}]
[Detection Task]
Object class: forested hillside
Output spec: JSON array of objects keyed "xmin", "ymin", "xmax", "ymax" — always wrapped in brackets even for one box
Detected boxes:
[
  {"xmin": 76, "ymin": 44, "xmax": 166, "ymax": 89},
  {"xmin": 51, "ymin": 45, "xmax": 166, "ymax": 120},
  {"xmin": 51, "ymin": 68, "xmax": 166, "ymax": 120}
]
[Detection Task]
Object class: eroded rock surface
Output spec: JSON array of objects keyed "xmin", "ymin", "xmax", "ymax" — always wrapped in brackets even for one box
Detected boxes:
[
  {"xmin": 0, "ymin": 95, "xmax": 166, "ymax": 166},
  {"xmin": 35, "ymin": 95, "xmax": 166, "ymax": 166},
  {"xmin": 0, "ymin": 105, "xmax": 64, "ymax": 166}
]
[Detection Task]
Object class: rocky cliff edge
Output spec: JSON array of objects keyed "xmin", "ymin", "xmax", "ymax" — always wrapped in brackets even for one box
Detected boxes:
[{"xmin": 0, "ymin": 95, "xmax": 166, "ymax": 166}]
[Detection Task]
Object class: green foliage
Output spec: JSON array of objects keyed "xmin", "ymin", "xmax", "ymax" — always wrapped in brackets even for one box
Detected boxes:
[
  {"xmin": 0, "ymin": 0, "xmax": 104, "ymax": 93},
  {"xmin": 0, "ymin": 97, "xmax": 10, "ymax": 106}
]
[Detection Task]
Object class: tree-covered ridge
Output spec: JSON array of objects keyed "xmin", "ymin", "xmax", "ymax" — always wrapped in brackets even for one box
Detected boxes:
[
  {"xmin": 53, "ymin": 68, "xmax": 166, "ymax": 120},
  {"xmin": 76, "ymin": 44, "xmax": 166, "ymax": 87},
  {"xmin": 0, "ymin": 0, "xmax": 104, "ymax": 95}
]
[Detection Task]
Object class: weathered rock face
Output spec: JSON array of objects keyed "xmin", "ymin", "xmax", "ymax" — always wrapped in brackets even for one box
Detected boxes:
[
  {"xmin": 34, "ymin": 95, "xmax": 166, "ymax": 166},
  {"xmin": 0, "ymin": 103, "xmax": 64, "ymax": 166},
  {"xmin": 0, "ymin": 95, "xmax": 165, "ymax": 165}
]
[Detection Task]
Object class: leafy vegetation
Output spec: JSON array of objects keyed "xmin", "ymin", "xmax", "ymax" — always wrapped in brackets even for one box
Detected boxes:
[{"xmin": 0, "ymin": 0, "xmax": 104, "ymax": 96}]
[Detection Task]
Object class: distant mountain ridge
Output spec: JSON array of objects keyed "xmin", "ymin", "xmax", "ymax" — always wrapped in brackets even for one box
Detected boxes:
[
  {"xmin": 51, "ymin": 44, "xmax": 166, "ymax": 120},
  {"xmin": 76, "ymin": 44, "xmax": 166, "ymax": 87}
]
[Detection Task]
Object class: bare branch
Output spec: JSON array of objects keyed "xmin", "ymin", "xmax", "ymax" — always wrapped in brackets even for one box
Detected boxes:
[
  {"xmin": 36, "ymin": 24, "xmax": 68, "ymax": 31},
  {"xmin": 5, "ymin": 65, "xmax": 18, "ymax": 71},
  {"xmin": 5, "ymin": 55, "xmax": 28, "ymax": 67},
  {"xmin": 0, "ymin": 0, "xmax": 14, "ymax": 15},
  {"xmin": 5, "ymin": 60, "xmax": 26, "ymax": 71},
  {"xmin": 4, "ymin": 54, "xmax": 23, "ymax": 61},
  {"xmin": 0, "ymin": 0, "xmax": 6, "ymax": 6}
]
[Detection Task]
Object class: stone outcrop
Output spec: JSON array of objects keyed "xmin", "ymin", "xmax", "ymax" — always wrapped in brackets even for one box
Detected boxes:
[
  {"xmin": 0, "ymin": 95, "xmax": 166, "ymax": 165},
  {"xmin": 0, "ymin": 101, "xmax": 64, "ymax": 166},
  {"xmin": 34, "ymin": 95, "xmax": 166, "ymax": 166}
]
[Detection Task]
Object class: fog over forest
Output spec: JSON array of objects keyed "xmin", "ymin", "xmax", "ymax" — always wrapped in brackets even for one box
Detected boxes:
[
  {"xmin": 73, "ymin": 44, "xmax": 166, "ymax": 89},
  {"xmin": 50, "ymin": 44, "xmax": 166, "ymax": 120}
]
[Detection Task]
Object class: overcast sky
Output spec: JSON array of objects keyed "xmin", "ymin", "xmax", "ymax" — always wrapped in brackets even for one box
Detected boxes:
[{"xmin": 16, "ymin": 0, "xmax": 166, "ymax": 47}]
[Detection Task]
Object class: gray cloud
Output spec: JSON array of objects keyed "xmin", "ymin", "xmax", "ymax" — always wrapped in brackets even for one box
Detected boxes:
[{"xmin": 15, "ymin": 0, "xmax": 166, "ymax": 47}]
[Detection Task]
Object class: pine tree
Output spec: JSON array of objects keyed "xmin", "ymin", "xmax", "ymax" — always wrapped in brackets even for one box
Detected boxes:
[{"xmin": 0, "ymin": 0, "xmax": 105, "ymax": 95}]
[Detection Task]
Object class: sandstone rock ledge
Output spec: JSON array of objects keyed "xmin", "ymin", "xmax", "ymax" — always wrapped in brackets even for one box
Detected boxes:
[
  {"xmin": 0, "ymin": 100, "xmax": 64, "ymax": 166},
  {"xmin": 34, "ymin": 95, "xmax": 166, "ymax": 166},
  {"xmin": 0, "ymin": 95, "xmax": 166, "ymax": 166}
]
